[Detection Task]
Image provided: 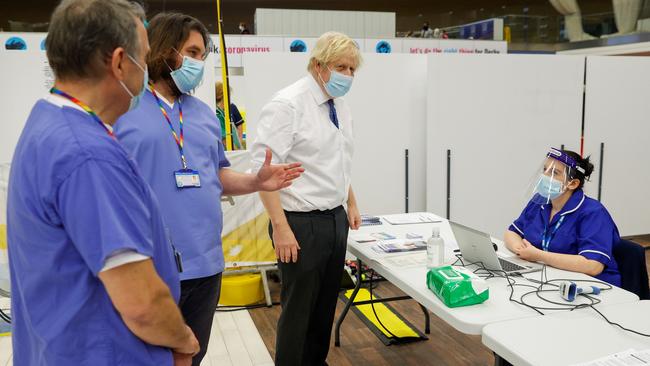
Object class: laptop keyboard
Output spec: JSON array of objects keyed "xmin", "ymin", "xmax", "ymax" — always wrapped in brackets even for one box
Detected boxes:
[{"xmin": 498, "ymin": 257, "xmax": 527, "ymax": 272}]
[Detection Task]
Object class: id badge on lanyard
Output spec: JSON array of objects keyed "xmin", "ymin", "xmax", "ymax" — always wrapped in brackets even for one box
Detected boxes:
[
  {"xmin": 174, "ymin": 168, "xmax": 201, "ymax": 188},
  {"xmin": 151, "ymin": 87, "xmax": 202, "ymax": 189},
  {"xmin": 542, "ymin": 215, "xmax": 565, "ymax": 252}
]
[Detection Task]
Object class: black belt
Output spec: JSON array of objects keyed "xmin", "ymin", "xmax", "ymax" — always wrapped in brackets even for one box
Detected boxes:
[{"xmin": 285, "ymin": 205, "xmax": 344, "ymax": 217}]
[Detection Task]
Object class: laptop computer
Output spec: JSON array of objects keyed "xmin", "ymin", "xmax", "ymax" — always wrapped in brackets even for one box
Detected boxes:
[{"xmin": 449, "ymin": 221, "xmax": 542, "ymax": 275}]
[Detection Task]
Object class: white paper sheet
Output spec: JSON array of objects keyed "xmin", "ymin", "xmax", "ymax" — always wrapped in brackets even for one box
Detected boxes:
[
  {"xmin": 381, "ymin": 212, "xmax": 442, "ymax": 225},
  {"xmin": 572, "ymin": 349, "xmax": 650, "ymax": 366}
]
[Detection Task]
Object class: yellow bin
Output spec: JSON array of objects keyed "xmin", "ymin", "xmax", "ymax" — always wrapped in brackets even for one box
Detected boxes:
[{"xmin": 219, "ymin": 273, "xmax": 264, "ymax": 306}]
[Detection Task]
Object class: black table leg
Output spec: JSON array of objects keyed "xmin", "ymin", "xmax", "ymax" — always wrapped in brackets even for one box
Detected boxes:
[
  {"xmin": 494, "ymin": 353, "xmax": 513, "ymax": 366},
  {"xmin": 335, "ymin": 259, "xmax": 363, "ymax": 347},
  {"xmin": 418, "ymin": 303, "xmax": 430, "ymax": 334}
]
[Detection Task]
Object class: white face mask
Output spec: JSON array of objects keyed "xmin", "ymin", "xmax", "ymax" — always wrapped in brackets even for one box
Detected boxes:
[
  {"xmin": 318, "ymin": 66, "xmax": 354, "ymax": 98},
  {"xmin": 119, "ymin": 53, "xmax": 148, "ymax": 111},
  {"xmin": 535, "ymin": 174, "xmax": 565, "ymax": 200},
  {"xmin": 168, "ymin": 49, "xmax": 205, "ymax": 94}
]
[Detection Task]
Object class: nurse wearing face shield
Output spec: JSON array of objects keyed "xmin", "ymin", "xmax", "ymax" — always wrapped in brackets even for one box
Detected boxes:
[{"xmin": 504, "ymin": 148, "xmax": 621, "ymax": 286}]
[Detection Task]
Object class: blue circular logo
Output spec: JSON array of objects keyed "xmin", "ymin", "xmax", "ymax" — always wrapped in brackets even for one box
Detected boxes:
[
  {"xmin": 375, "ymin": 40, "xmax": 391, "ymax": 54},
  {"xmin": 5, "ymin": 37, "xmax": 27, "ymax": 51},
  {"xmin": 289, "ymin": 39, "xmax": 307, "ymax": 53},
  {"xmin": 40, "ymin": 38, "xmax": 47, "ymax": 51}
]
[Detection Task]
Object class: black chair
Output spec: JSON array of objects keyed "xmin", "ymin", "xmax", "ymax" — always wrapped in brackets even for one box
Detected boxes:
[{"xmin": 613, "ymin": 239, "xmax": 650, "ymax": 300}]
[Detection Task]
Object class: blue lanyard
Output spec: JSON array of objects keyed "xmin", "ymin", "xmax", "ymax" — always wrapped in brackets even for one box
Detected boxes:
[{"xmin": 541, "ymin": 215, "xmax": 565, "ymax": 251}]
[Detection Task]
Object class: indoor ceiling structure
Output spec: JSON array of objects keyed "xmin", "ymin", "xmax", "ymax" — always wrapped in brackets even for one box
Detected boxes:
[{"xmin": 3, "ymin": 0, "xmax": 615, "ymax": 36}]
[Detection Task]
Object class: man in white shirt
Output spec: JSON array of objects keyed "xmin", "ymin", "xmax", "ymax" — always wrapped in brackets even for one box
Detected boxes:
[{"xmin": 251, "ymin": 31, "xmax": 363, "ymax": 365}]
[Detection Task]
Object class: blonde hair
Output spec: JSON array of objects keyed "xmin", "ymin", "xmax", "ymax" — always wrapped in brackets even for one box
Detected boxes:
[
  {"xmin": 307, "ymin": 31, "xmax": 362, "ymax": 72},
  {"xmin": 215, "ymin": 81, "xmax": 223, "ymax": 103},
  {"xmin": 215, "ymin": 81, "xmax": 232, "ymax": 103}
]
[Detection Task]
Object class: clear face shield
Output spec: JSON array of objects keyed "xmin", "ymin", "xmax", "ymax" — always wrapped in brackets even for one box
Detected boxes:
[{"xmin": 525, "ymin": 148, "xmax": 584, "ymax": 205}]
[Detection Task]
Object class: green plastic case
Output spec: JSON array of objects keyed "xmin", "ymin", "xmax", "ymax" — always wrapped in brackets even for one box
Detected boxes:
[{"xmin": 426, "ymin": 265, "xmax": 489, "ymax": 308}]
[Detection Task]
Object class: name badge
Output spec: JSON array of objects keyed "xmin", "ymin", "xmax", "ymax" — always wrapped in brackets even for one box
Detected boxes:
[{"xmin": 174, "ymin": 169, "xmax": 201, "ymax": 188}]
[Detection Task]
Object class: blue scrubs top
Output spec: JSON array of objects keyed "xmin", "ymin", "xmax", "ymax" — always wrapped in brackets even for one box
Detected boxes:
[
  {"xmin": 509, "ymin": 189, "xmax": 621, "ymax": 286},
  {"xmin": 114, "ymin": 90, "xmax": 230, "ymax": 280},
  {"xmin": 8, "ymin": 100, "xmax": 180, "ymax": 365}
]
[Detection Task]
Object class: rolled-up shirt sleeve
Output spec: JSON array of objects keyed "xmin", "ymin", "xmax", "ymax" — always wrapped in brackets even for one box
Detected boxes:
[
  {"xmin": 216, "ymin": 138, "xmax": 231, "ymax": 169},
  {"xmin": 250, "ymin": 100, "xmax": 295, "ymax": 173}
]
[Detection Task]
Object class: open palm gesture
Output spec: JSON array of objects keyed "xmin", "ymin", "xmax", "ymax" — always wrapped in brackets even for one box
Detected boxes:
[{"xmin": 256, "ymin": 148, "xmax": 304, "ymax": 191}]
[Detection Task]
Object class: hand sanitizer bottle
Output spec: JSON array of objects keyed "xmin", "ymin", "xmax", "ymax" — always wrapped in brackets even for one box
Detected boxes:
[{"xmin": 427, "ymin": 227, "xmax": 445, "ymax": 269}]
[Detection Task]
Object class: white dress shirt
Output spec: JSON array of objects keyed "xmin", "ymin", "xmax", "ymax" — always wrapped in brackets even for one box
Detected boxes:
[{"xmin": 251, "ymin": 74, "xmax": 354, "ymax": 212}]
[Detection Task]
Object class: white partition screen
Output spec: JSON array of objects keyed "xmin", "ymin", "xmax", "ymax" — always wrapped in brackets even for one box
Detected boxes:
[
  {"xmin": 0, "ymin": 51, "xmax": 51, "ymax": 164},
  {"xmin": 243, "ymin": 53, "xmax": 428, "ymax": 215},
  {"xmin": 583, "ymin": 56, "xmax": 650, "ymax": 236},
  {"xmin": 426, "ymin": 54, "xmax": 585, "ymax": 237},
  {"xmin": 0, "ymin": 50, "xmax": 216, "ymax": 164}
]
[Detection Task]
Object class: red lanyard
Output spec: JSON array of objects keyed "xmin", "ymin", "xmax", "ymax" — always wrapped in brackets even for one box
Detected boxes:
[
  {"xmin": 149, "ymin": 85, "xmax": 188, "ymax": 169},
  {"xmin": 49, "ymin": 87, "xmax": 114, "ymax": 138}
]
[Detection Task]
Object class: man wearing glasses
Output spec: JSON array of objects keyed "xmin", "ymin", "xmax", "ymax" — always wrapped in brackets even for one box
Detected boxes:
[{"xmin": 114, "ymin": 12, "xmax": 304, "ymax": 366}]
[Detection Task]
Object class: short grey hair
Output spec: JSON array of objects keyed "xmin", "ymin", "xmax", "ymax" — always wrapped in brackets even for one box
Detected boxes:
[{"xmin": 46, "ymin": 0, "xmax": 145, "ymax": 81}]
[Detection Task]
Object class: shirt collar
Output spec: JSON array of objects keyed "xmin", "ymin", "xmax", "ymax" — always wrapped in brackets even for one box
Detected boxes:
[
  {"xmin": 46, "ymin": 93, "xmax": 85, "ymax": 112},
  {"xmin": 45, "ymin": 94, "xmax": 114, "ymax": 133},
  {"xmin": 541, "ymin": 189, "xmax": 586, "ymax": 215},
  {"xmin": 149, "ymin": 88, "xmax": 175, "ymax": 108},
  {"xmin": 558, "ymin": 189, "xmax": 586, "ymax": 217},
  {"xmin": 307, "ymin": 74, "xmax": 331, "ymax": 106}
]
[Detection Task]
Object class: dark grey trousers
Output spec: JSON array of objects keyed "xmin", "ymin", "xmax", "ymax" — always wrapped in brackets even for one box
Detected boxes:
[
  {"xmin": 179, "ymin": 272, "xmax": 223, "ymax": 366},
  {"xmin": 271, "ymin": 206, "xmax": 349, "ymax": 366}
]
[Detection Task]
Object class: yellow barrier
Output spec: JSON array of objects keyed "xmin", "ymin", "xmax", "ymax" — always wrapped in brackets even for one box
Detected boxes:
[
  {"xmin": 0, "ymin": 225, "xmax": 6, "ymax": 250},
  {"xmin": 220, "ymin": 273, "xmax": 264, "ymax": 306},
  {"xmin": 343, "ymin": 288, "xmax": 419, "ymax": 338}
]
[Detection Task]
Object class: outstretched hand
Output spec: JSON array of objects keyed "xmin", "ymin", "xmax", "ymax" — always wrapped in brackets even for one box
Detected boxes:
[{"xmin": 256, "ymin": 148, "xmax": 305, "ymax": 192}]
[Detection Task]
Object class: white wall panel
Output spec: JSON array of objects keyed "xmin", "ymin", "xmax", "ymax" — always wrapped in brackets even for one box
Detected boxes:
[
  {"xmin": 243, "ymin": 53, "xmax": 428, "ymax": 215},
  {"xmin": 583, "ymin": 56, "xmax": 650, "ymax": 236},
  {"xmin": 426, "ymin": 54, "xmax": 585, "ymax": 237},
  {"xmin": 255, "ymin": 8, "xmax": 395, "ymax": 38},
  {"xmin": 0, "ymin": 50, "xmax": 217, "ymax": 164}
]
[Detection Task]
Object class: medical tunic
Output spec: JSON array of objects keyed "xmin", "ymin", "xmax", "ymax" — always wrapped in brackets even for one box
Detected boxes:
[
  {"xmin": 114, "ymin": 90, "xmax": 230, "ymax": 280},
  {"xmin": 509, "ymin": 189, "xmax": 621, "ymax": 286},
  {"xmin": 8, "ymin": 99, "xmax": 180, "ymax": 365}
]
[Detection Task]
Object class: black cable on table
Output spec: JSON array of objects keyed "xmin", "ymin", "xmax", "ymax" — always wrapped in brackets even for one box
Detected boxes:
[
  {"xmin": 588, "ymin": 304, "xmax": 650, "ymax": 338},
  {"xmin": 452, "ymin": 254, "xmax": 650, "ymax": 336},
  {"xmin": 0, "ymin": 308, "xmax": 9, "ymax": 324}
]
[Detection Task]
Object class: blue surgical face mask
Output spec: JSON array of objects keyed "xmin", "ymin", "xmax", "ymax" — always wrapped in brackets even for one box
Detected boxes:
[
  {"xmin": 319, "ymin": 67, "xmax": 353, "ymax": 98},
  {"xmin": 535, "ymin": 174, "xmax": 564, "ymax": 200},
  {"xmin": 119, "ymin": 53, "xmax": 148, "ymax": 111},
  {"xmin": 169, "ymin": 50, "xmax": 205, "ymax": 94}
]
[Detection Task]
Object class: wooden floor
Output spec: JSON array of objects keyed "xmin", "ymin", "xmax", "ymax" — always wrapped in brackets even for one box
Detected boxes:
[
  {"xmin": 249, "ymin": 235, "xmax": 650, "ymax": 366},
  {"xmin": 0, "ymin": 299, "xmax": 275, "ymax": 366},
  {"xmin": 624, "ymin": 234, "xmax": 650, "ymax": 248},
  {"xmin": 250, "ymin": 278, "xmax": 494, "ymax": 366}
]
